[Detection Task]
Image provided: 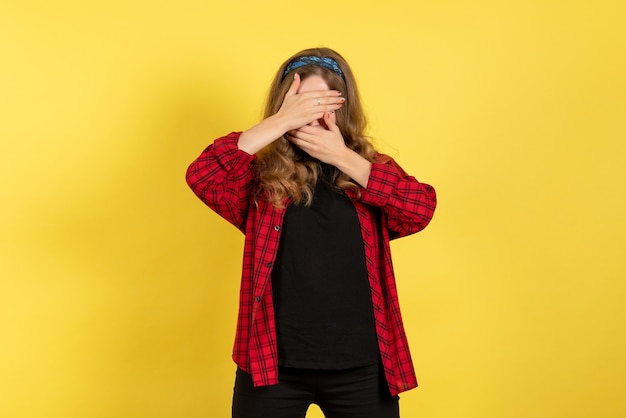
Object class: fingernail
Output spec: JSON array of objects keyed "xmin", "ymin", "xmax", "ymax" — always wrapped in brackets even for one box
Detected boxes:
[{"xmin": 338, "ymin": 97, "xmax": 346, "ymax": 102}]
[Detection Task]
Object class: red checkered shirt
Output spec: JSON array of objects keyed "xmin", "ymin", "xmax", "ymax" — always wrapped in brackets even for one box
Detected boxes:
[{"xmin": 186, "ymin": 132, "xmax": 436, "ymax": 396}]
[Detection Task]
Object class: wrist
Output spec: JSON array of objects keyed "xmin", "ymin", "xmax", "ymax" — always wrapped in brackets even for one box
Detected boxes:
[
  {"xmin": 239, "ymin": 114, "xmax": 289, "ymax": 154},
  {"xmin": 335, "ymin": 148, "xmax": 372, "ymax": 188},
  {"xmin": 268, "ymin": 112, "xmax": 291, "ymax": 135}
]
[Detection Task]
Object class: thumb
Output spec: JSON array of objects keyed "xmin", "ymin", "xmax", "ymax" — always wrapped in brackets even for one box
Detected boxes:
[
  {"xmin": 284, "ymin": 72, "xmax": 301, "ymax": 98},
  {"xmin": 324, "ymin": 111, "xmax": 340, "ymax": 133}
]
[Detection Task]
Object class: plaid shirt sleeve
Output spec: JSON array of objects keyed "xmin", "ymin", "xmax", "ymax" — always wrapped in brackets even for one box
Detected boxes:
[
  {"xmin": 361, "ymin": 154, "xmax": 437, "ymax": 239},
  {"xmin": 185, "ymin": 132, "xmax": 256, "ymax": 232}
]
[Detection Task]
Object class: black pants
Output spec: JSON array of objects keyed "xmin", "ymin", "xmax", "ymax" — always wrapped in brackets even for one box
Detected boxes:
[{"xmin": 232, "ymin": 364, "xmax": 400, "ymax": 418}]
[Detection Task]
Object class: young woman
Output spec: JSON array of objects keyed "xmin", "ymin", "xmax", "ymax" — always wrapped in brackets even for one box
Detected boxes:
[{"xmin": 186, "ymin": 47, "xmax": 437, "ymax": 418}]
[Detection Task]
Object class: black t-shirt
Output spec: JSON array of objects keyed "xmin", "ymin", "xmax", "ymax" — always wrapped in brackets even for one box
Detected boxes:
[{"xmin": 271, "ymin": 164, "xmax": 379, "ymax": 369}]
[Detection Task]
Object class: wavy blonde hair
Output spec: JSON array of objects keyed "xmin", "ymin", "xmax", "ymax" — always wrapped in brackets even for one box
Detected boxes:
[{"xmin": 255, "ymin": 47, "xmax": 377, "ymax": 207}]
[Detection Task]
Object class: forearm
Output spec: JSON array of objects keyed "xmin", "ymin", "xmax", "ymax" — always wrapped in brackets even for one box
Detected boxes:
[
  {"xmin": 237, "ymin": 114, "xmax": 289, "ymax": 155},
  {"xmin": 333, "ymin": 149, "xmax": 372, "ymax": 188}
]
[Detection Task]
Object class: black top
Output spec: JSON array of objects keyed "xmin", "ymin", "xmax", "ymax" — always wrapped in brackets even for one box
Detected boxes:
[{"xmin": 272, "ymin": 164, "xmax": 380, "ymax": 369}]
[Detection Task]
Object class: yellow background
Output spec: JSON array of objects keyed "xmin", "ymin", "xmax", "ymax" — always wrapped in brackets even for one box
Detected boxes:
[{"xmin": 1, "ymin": 1, "xmax": 625, "ymax": 417}]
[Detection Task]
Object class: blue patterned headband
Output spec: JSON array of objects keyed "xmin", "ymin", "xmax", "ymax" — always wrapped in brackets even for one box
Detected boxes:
[{"xmin": 282, "ymin": 56, "xmax": 345, "ymax": 79}]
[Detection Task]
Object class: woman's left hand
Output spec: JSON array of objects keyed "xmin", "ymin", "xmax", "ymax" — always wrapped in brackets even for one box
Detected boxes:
[{"xmin": 287, "ymin": 112, "xmax": 347, "ymax": 166}]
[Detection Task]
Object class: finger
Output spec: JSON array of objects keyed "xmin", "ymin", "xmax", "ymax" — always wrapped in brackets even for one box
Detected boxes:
[
  {"xmin": 300, "ymin": 90, "xmax": 344, "ymax": 100},
  {"xmin": 324, "ymin": 111, "xmax": 340, "ymax": 133},
  {"xmin": 289, "ymin": 128, "xmax": 310, "ymax": 141},
  {"xmin": 315, "ymin": 95, "xmax": 345, "ymax": 110},
  {"xmin": 295, "ymin": 125, "xmax": 326, "ymax": 137},
  {"xmin": 286, "ymin": 134, "xmax": 305, "ymax": 148},
  {"xmin": 286, "ymin": 129, "xmax": 302, "ymax": 139},
  {"xmin": 284, "ymin": 73, "xmax": 301, "ymax": 98},
  {"xmin": 294, "ymin": 125, "xmax": 316, "ymax": 134}
]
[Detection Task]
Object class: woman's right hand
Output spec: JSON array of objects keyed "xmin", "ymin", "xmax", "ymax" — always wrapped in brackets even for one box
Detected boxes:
[{"xmin": 275, "ymin": 73, "xmax": 345, "ymax": 131}]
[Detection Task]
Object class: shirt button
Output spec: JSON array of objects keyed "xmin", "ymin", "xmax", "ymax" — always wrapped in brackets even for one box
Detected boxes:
[
  {"xmin": 265, "ymin": 262, "xmax": 272, "ymax": 267},
  {"xmin": 255, "ymin": 296, "xmax": 261, "ymax": 302},
  {"xmin": 274, "ymin": 225, "xmax": 280, "ymax": 231}
]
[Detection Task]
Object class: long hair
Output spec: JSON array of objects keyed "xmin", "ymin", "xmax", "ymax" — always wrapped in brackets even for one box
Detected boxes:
[{"xmin": 255, "ymin": 47, "xmax": 376, "ymax": 207}]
